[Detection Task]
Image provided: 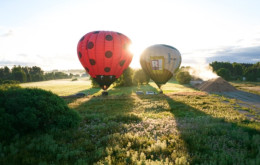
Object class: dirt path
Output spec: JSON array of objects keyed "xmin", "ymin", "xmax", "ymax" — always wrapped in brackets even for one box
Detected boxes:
[
  {"xmin": 221, "ymin": 90, "xmax": 260, "ymax": 108},
  {"xmin": 218, "ymin": 90, "xmax": 260, "ymax": 121}
]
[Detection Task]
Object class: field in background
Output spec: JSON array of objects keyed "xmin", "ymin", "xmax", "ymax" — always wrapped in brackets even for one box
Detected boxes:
[
  {"xmin": 20, "ymin": 78, "xmax": 92, "ymax": 96},
  {"xmin": 20, "ymin": 79, "xmax": 197, "ymax": 96},
  {"xmin": 231, "ymin": 81, "xmax": 260, "ymax": 95}
]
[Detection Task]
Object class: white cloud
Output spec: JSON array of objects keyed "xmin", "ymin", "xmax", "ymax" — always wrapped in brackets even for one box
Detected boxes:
[{"xmin": 0, "ymin": 30, "xmax": 13, "ymax": 37}]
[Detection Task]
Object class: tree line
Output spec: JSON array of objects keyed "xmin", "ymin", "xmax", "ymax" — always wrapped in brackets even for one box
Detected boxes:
[
  {"xmin": 1, "ymin": 61, "xmax": 259, "ymax": 86},
  {"xmin": 0, "ymin": 66, "xmax": 73, "ymax": 84},
  {"xmin": 210, "ymin": 61, "xmax": 260, "ymax": 81}
]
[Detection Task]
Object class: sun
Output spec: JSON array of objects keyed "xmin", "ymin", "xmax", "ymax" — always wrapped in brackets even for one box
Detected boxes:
[{"xmin": 128, "ymin": 43, "xmax": 145, "ymax": 69}]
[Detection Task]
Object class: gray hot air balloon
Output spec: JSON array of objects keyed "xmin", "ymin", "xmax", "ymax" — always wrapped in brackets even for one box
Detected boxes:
[{"xmin": 140, "ymin": 44, "xmax": 182, "ymax": 92}]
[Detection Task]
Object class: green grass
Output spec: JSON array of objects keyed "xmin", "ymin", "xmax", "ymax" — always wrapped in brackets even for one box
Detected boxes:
[
  {"xmin": 20, "ymin": 79, "xmax": 198, "ymax": 96},
  {"xmin": 1, "ymin": 81, "xmax": 260, "ymax": 164}
]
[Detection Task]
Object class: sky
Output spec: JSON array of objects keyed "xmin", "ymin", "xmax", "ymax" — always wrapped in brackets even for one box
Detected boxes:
[{"xmin": 0, "ymin": 0, "xmax": 260, "ymax": 71}]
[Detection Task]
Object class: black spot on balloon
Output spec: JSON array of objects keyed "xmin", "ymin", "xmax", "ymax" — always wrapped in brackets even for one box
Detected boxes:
[
  {"xmin": 89, "ymin": 59, "xmax": 96, "ymax": 65},
  {"xmin": 78, "ymin": 52, "xmax": 82, "ymax": 59},
  {"xmin": 87, "ymin": 42, "xmax": 94, "ymax": 49},
  {"xmin": 80, "ymin": 36, "xmax": 85, "ymax": 42},
  {"xmin": 104, "ymin": 67, "xmax": 111, "ymax": 72},
  {"xmin": 119, "ymin": 60, "xmax": 125, "ymax": 66},
  {"xmin": 105, "ymin": 35, "xmax": 113, "ymax": 41},
  {"xmin": 85, "ymin": 67, "xmax": 89, "ymax": 72},
  {"xmin": 93, "ymin": 31, "xmax": 100, "ymax": 34},
  {"xmin": 105, "ymin": 51, "xmax": 113, "ymax": 58},
  {"xmin": 117, "ymin": 32, "xmax": 122, "ymax": 35}
]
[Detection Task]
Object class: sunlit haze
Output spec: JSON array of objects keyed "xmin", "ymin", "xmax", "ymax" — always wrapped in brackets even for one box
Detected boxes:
[{"xmin": 1, "ymin": 0, "xmax": 260, "ymax": 71}]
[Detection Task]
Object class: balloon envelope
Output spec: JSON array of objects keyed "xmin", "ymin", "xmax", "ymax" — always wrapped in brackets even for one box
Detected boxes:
[
  {"xmin": 140, "ymin": 44, "xmax": 181, "ymax": 88},
  {"xmin": 77, "ymin": 31, "xmax": 133, "ymax": 90}
]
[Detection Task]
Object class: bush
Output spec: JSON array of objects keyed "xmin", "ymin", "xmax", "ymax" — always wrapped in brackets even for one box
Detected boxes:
[
  {"xmin": 90, "ymin": 77, "xmax": 100, "ymax": 88},
  {"xmin": 0, "ymin": 87, "xmax": 81, "ymax": 142},
  {"xmin": 216, "ymin": 68, "xmax": 231, "ymax": 81},
  {"xmin": 176, "ymin": 71, "xmax": 191, "ymax": 84},
  {"xmin": 0, "ymin": 79, "xmax": 19, "ymax": 85}
]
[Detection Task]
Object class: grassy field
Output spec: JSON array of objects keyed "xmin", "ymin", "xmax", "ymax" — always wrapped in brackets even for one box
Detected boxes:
[
  {"xmin": 231, "ymin": 81, "xmax": 260, "ymax": 95},
  {"xmin": 20, "ymin": 78, "xmax": 93, "ymax": 96},
  {"xmin": 20, "ymin": 79, "xmax": 196, "ymax": 96},
  {"xmin": 2, "ymin": 80, "xmax": 260, "ymax": 164}
]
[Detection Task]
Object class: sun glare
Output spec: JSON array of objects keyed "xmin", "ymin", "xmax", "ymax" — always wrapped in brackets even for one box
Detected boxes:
[{"xmin": 129, "ymin": 43, "xmax": 146, "ymax": 69}]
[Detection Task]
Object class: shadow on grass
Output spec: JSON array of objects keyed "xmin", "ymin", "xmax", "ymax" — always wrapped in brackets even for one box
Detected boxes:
[
  {"xmin": 108, "ymin": 84, "xmax": 159, "ymax": 96},
  {"xmin": 59, "ymin": 93, "xmax": 142, "ymax": 164},
  {"xmin": 163, "ymin": 94, "xmax": 260, "ymax": 164},
  {"xmin": 62, "ymin": 87, "xmax": 101, "ymax": 104},
  {"xmin": 63, "ymin": 84, "xmax": 162, "ymax": 164},
  {"xmin": 61, "ymin": 84, "xmax": 259, "ymax": 164},
  {"xmin": 79, "ymin": 87, "xmax": 101, "ymax": 95}
]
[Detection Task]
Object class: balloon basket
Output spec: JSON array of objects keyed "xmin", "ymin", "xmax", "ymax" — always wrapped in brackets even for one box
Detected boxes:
[
  {"xmin": 102, "ymin": 91, "xmax": 108, "ymax": 96},
  {"xmin": 159, "ymin": 89, "xmax": 163, "ymax": 94}
]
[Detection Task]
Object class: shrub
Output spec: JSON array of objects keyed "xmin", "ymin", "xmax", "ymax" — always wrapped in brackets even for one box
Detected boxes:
[
  {"xmin": 0, "ymin": 79, "xmax": 19, "ymax": 85},
  {"xmin": 0, "ymin": 87, "xmax": 81, "ymax": 142},
  {"xmin": 0, "ymin": 84, "xmax": 20, "ymax": 91},
  {"xmin": 176, "ymin": 71, "xmax": 191, "ymax": 84}
]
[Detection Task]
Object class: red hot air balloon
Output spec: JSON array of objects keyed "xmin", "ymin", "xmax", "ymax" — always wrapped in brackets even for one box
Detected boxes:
[{"xmin": 77, "ymin": 31, "xmax": 133, "ymax": 92}]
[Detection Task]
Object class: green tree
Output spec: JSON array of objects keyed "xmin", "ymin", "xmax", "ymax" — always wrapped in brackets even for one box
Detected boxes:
[
  {"xmin": 11, "ymin": 66, "xmax": 27, "ymax": 83},
  {"xmin": 30, "ymin": 66, "xmax": 44, "ymax": 81},
  {"xmin": 244, "ymin": 62, "xmax": 260, "ymax": 82},
  {"xmin": 133, "ymin": 69, "xmax": 150, "ymax": 85},
  {"xmin": 216, "ymin": 68, "xmax": 231, "ymax": 81},
  {"xmin": 3, "ymin": 66, "xmax": 11, "ymax": 79},
  {"xmin": 22, "ymin": 66, "xmax": 32, "ymax": 82},
  {"xmin": 0, "ymin": 66, "xmax": 11, "ymax": 80},
  {"xmin": 0, "ymin": 68, "xmax": 4, "ymax": 80},
  {"xmin": 12, "ymin": 70, "xmax": 27, "ymax": 82},
  {"xmin": 232, "ymin": 62, "xmax": 243, "ymax": 77},
  {"xmin": 210, "ymin": 61, "xmax": 233, "ymax": 73},
  {"xmin": 245, "ymin": 68, "xmax": 256, "ymax": 81},
  {"xmin": 44, "ymin": 72, "xmax": 55, "ymax": 80},
  {"xmin": 114, "ymin": 67, "xmax": 134, "ymax": 87},
  {"xmin": 54, "ymin": 72, "xmax": 69, "ymax": 79},
  {"xmin": 176, "ymin": 71, "xmax": 191, "ymax": 84}
]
